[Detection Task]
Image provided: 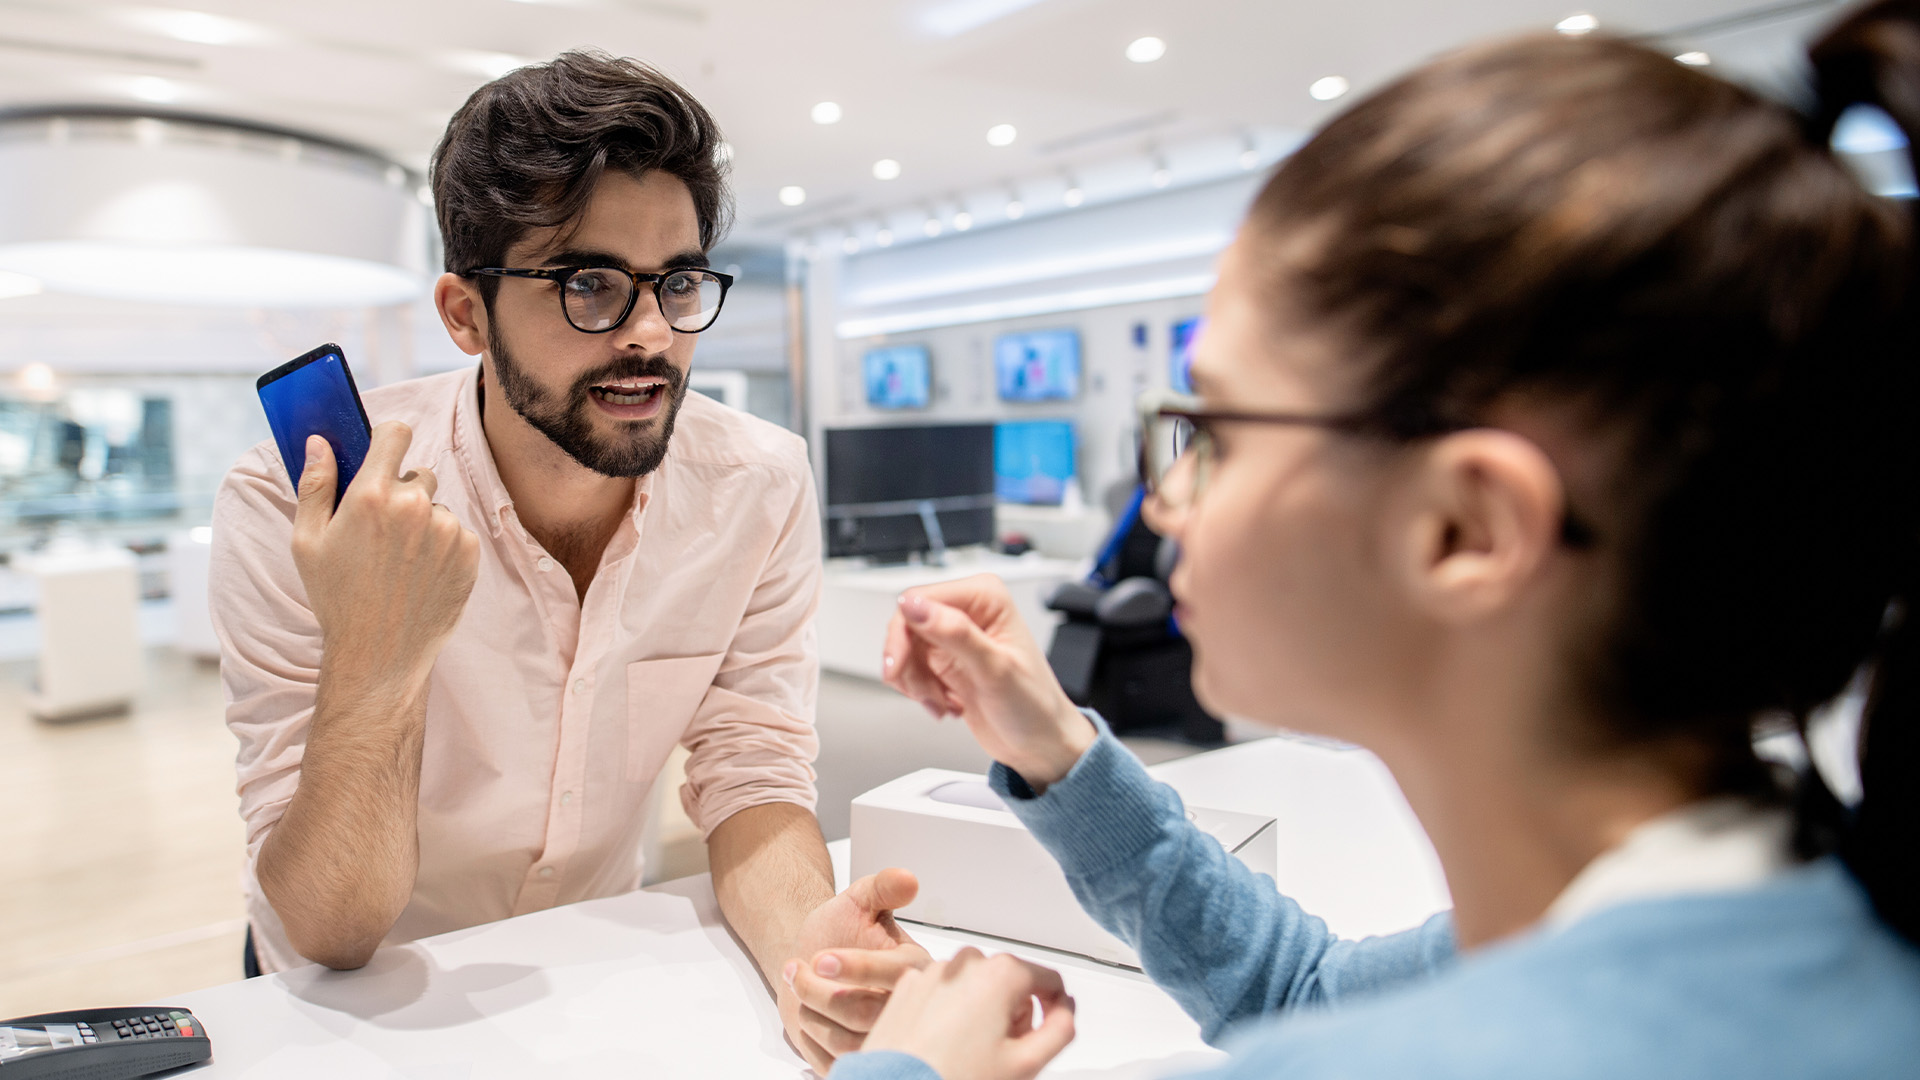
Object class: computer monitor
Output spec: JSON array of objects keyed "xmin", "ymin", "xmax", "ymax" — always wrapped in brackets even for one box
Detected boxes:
[
  {"xmin": 995, "ymin": 329, "xmax": 1081, "ymax": 402},
  {"xmin": 995, "ymin": 420, "xmax": 1076, "ymax": 506},
  {"xmin": 1171, "ymin": 317, "xmax": 1203, "ymax": 394},
  {"xmin": 863, "ymin": 345, "xmax": 932, "ymax": 409},
  {"xmin": 825, "ymin": 424, "xmax": 996, "ymax": 561}
]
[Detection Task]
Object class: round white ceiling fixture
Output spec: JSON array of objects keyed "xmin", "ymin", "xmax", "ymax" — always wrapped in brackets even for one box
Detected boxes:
[
  {"xmin": 811, "ymin": 101, "xmax": 843, "ymax": 125},
  {"xmin": 1556, "ymin": 12, "xmax": 1598, "ymax": 35},
  {"xmin": 873, "ymin": 158, "xmax": 903, "ymax": 180},
  {"xmin": 986, "ymin": 124, "xmax": 1017, "ymax": 147},
  {"xmin": 0, "ymin": 109, "xmax": 431, "ymax": 308},
  {"xmin": 1309, "ymin": 75, "xmax": 1350, "ymax": 101},
  {"xmin": 1126, "ymin": 36, "xmax": 1167, "ymax": 63},
  {"xmin": 779, "ymin": 185, "xmax": 807, "ymax": 206}
]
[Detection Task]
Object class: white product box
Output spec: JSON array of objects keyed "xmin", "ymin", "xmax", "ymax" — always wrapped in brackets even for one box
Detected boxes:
[{"xmin": 851, "ymin": 767, "xmax": 1278, "ymax": 968}]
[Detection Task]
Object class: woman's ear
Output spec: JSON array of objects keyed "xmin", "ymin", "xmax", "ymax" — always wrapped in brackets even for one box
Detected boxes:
[
  {"xmin": 1394, "ymin": 430, "xmax": 1568, "ymax": 624},
  {"xmin": 434, "ymin": 272, "xmax": 489, "ymax": 357}
]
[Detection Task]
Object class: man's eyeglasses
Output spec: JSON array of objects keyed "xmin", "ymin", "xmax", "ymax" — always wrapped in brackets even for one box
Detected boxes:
[
  {"xmin": 1138, "ymin": 390, "xmax": 1597, "ymax": 547},
  {"xmin": 465, "ymin": 265, "xmax": 734, "ymax": 335}
]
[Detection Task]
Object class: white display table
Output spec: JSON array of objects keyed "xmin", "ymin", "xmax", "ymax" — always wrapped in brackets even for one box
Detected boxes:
[{"xmin": 164, "ymin": 736, "xmax": 1448, "ymax": 1078}]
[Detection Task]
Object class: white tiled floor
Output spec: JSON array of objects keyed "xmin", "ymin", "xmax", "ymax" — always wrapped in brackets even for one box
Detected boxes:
[{"xmin": 0, "ymin": 651, "xmax": 1196, "ymax": 1018}]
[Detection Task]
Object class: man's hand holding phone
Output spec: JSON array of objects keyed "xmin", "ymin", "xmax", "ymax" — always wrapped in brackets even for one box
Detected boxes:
[{"xmin": 291, "ymin": 422, "xmax": 479, "ymax": 689}]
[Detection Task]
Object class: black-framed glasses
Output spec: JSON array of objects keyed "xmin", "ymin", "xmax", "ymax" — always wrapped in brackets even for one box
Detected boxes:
[
  {"xmin": 1138, "ymin": 390, "xmax": 1596, "ymax": 548},
  {"xmin": 466, "ymin": 265, "xmax": 734, "ymax": 334}
]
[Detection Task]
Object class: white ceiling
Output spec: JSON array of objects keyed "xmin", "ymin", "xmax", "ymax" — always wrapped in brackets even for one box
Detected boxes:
[{"xmin": 0, "ymin": 0, "xmax": 1852, "ymax": 244}]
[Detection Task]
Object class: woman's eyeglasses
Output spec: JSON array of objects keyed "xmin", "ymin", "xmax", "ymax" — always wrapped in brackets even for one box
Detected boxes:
[
  {"xmin": 1137, "ymin": 389, "xmax": 1597, "ymax": 547},
  {"xmin": 465, "ymin": 265, "xmax": 734, "ymax": 335}
]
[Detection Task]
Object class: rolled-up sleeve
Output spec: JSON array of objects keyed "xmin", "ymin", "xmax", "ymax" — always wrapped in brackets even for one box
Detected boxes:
[
  {"xmin": 208, "ymin": 444, "xmax": 321, "ymax": 866},
  {"xmin": 677, "ymin": 460, "xmax": 823, "ymax": 836}
]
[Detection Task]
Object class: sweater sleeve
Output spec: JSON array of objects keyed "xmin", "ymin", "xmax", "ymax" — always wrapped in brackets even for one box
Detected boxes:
[
  {"xmin": 828, "ymin": 1050, "xmax": 944, "ymax": 1080},
  {"xmin": 989, "ymin": 718, "xmax": 1455, "ymax": 1043}
]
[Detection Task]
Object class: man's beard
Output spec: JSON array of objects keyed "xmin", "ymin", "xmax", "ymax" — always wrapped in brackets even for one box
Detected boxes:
[{"xmin": 489, "ymin": 324, "xmax": 688, "ymax": 478}]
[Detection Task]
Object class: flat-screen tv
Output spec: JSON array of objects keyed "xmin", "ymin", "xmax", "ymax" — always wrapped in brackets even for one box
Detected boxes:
[
  {"xmin": 1170, "ymin": 317, "xmax": 1203, "ymax": 394},
  {"xmin": 825, "ymin": 424, "xmax": 996, "ymax": 561},
  {"xmin": 995, "ymin": 329, "xmax": 1081, "ymax": 402},
  {"xmin": 863, "ymin": 345, "xmax": 931, "ymax": 409},
  {"xmin": 995, "ymin": 420, "xmax": 1076, "ymax": 506}
]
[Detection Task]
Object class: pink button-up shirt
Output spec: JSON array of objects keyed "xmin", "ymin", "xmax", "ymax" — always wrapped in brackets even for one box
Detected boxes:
[{"xmin": 210, "ymin": 367, "xmax": 822, "ymax": 974}]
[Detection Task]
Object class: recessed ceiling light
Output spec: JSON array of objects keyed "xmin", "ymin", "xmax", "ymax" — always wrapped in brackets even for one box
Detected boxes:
[
  {"xmin": 1063, "ymin": 186, "xmax": 1084, "ymax": 207},
  {"xmin": 1150, "ymin": 167, "xmax": 1171, "ymax": 188},
  {"xmin": 1238, "ymin": 149, "xmax": 1261, "ymax": 169},
  {"xmin": 923, "ymin": 217, "xmax": 943, "ymax": 237},
  {"xmin": 811, "ymin": 101, "xmax": 842, "ymax": 125},
  {"xmin": 1006, "ymin": 199, "xmax": 1025, "ymax": 219},
  {"xmin": 1126, "ymin": 36, "xmax": 1166, "ymax": 63},
  {"xmin": 1674, "ymin": 51, "xmax": 1711, "ymax": 66},
  {"xmin": 1309, "ymin": 75, "xmax": 1349, "ymax": 102},
  {"xmin": 875, "ymin": 229, "xmax": 894, "ymax": 247},
  {"xmin": 953, "ymin": 211, "xmax": 974, "ymax": 231},
  {"xmin": 121, "ymin": 9, "xmax": 264, "ymax": 46},
  {"xmin": 778, "ymin": 186, "xmax": 806, "ymax": 206},
  {"xmin": 986, "ymin": 124, "xmax": 1017, "ymax": 147},
  {"xmin": 0, "ymin": 270, "xmax": 41, "ymax": 300},
  {"xmin": 1556, "ymin": 12, "xmax": 1598, "ymax": 35},
  {"xmin": 841, "ymin": 234, "xmax": 861, "ymax": 254},
  {"xmin": 873, "ymin": 158, "xmax": 902, "ymax": 180},
  {"xmin": 128, "ymin": 76, "xmax": 181, "ymax": 104},
  {"xmin": 18, "ymin": 362, "xmax": 55, "ymax": 394}
]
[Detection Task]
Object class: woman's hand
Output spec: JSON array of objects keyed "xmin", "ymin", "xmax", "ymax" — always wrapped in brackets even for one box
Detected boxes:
[
  {"xmin": 859, "ymin": 948, "xmax": 1076, "ymax": 1080},
  {"xmin": 881, "ymin": 575, "xmax": 1095, "ymax": 789}
]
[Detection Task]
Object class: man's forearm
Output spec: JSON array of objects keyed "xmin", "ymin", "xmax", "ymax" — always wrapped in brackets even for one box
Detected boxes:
[
  {"xmin": 256, "ymin": 656, "xmax": 431, "ymax": 970},
  {"xmin": 708, "ymin": 802, "xmax": 837, "ymax": 984}
]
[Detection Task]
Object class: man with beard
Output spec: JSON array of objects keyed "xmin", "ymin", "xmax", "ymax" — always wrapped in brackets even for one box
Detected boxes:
[{"xmin": 209, "ymin": 52, "xmax": 925, "ymax": 1072}]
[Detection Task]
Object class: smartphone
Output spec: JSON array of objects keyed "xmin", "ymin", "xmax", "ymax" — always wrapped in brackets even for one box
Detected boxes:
[{"xmin": 256, "ymin": 343, "xmax": 373, "ymax": 508}]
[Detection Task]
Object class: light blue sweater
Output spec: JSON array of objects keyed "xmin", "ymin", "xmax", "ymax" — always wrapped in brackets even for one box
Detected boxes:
[{"xmin": 835, "ymin": 726, "xmax": 1920, "ymax": 1079}]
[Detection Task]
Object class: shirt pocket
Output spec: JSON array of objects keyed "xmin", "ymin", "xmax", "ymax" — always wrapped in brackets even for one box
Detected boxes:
[{"xmin": 625, "ymin": 653, "xmax": 725, "ymax": 782}]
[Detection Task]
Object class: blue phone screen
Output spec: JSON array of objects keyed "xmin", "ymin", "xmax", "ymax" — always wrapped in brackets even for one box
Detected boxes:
[{"xmin": 258, "ymin": 350, "xmax": 371, "ymax": 504}]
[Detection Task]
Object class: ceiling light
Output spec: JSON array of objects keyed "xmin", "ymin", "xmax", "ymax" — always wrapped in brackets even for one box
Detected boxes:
[
  {"xmin": 986, "ymin": 124, "xmax": 1017, "ymax": 147},
  {"xmin": 18, "ymin": 362, "xmax": 55, "ymax": 396},
  {"xmin": 873, "ymin": 158, "xmax": 902, "ymax": 180},
  {"xmin": 923, "ymin": 217, "xmax": 944, "ymax": 237},
  {"xmin": 1238, "ymin": 149, "xmax": 1261, "ymax": 169},
  {"xmin": 1150, "ymin": 168, "xmax": 1171, "ymax": 188},
  {"xmin": 1309, "ymin": 75, "xmax": 1349, "ymax": 101},
  {"xmin": 128, "ymin": 76, "xmax": 181, "ymax": 104},
  {"xmin": 921, "ymin": 0, "xmax": 1050, "ymax": 37},
  {"xmin": 1063, "ymin": 185, "xmax": 1084, "ymax": 207},
  {"xmin": 121, "ymin": 9, "xmax": 265, "ymax": 46},
  {"xmin": 811, "ymin": 101, "xmax": 843, "ymax": 125},
  {"xmin": 1555, "ymin": 12, "xmax": 1598, "ymax": 35},
  {"xmin": 1674, "ymin": 51, "xmax": 1711, "ymax": 66},
  {"xmin": 953, "ymin": 211, "xmax": 973, "ymax": 231},
  {"xmin": 0, "ymin": 270, "xmax": 40, "ymax": 300},
  {"xmin": 1126, "ymin": 36, "xmax": 1166, "ymax": 63},
  {"xmin": 444, "ymin": 51, "xmax": 533, "ymax": 79},
  {"xmin": 1006, "ymin": 199, "xmax": 1025, "ymax": 219},
  {"xmin": 778, "ymin": 186, "xmax": 806, "ymax": 207},
  {"xmin": 841, "ymin": 234, "xmax": 861, "ymax": 254},
  {"xmin": 875, "ymin": 228, "xmax": 894, "ymax": 247}
]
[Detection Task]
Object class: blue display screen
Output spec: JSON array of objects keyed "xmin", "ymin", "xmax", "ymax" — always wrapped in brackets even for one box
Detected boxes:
[
  {"xmin": 257, "ymin": 348, "xmax": 371, "ymax": 505},
  {"xmin": 995, "ymin": 420, "xmax": 1076, "ymax": 505},
  {"xmin": 994, "ymin": 329, "xmax": 1081, "ymax": 402},
  {"xmin": 1171, "ymin": 317, "xmax": 1203, "ymax": 394},
  {"xmin": 864, "ymin": 345, "xmax": 932, "ymax": 409}
]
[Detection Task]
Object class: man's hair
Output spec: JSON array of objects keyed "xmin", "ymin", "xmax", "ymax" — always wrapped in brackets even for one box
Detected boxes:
[{"xmin": 430, "ymin": 50, "xmax": 732, "ymax": 299}]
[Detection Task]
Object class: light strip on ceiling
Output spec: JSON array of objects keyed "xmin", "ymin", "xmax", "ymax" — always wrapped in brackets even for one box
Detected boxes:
[
  {"xmin": 846, "ymin": 230, "xmax": 1231, "ymax": 307},
  {"xmin": 837, "ymin": 273, "xmax": 1215, "ymax": 338},
  {"xmin": 921, "ymin": 0, "xmax": 1052, "ymax": 37}
]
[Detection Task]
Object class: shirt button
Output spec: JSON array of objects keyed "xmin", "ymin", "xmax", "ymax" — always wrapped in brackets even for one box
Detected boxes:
[
  {"xmin": 560, "ymin": 791, "xmax": 574, "ymax": 806},
  {"xmin": 538, "ymin": 866, "xmax": 555, "ymax": 879},
  {"xmin": 572, "ymin": 678, "xmax": 587, "ymax": 695},
  {"xmin": 537, "ymin": 556, "xmax": 554, "ymax": 572}
]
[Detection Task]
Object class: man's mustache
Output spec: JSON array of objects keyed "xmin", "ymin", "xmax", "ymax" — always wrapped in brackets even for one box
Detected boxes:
[{"xmin": 569, "ymin": 354, "xmax": 683, "ymax": 396}]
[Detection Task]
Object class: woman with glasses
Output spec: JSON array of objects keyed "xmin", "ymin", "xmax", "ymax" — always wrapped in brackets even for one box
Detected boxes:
[{"xmin": 818, "ymin": 3, "xmax": 1920, "ymax": 1077}]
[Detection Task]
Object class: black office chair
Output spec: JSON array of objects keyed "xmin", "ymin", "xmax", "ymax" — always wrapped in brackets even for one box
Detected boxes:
[{"xmin": 1043, "ymin": 487, "xmax": 1224, "ymax": 745}]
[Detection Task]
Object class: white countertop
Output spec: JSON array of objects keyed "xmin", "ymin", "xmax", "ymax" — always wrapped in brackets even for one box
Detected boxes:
[{"xmin": 166, "ymin": 734, "xmax": 1447, "ymax": 1078}]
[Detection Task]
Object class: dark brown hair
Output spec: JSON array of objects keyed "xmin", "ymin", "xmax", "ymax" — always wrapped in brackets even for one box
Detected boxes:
[
  {"xmin": 429, "ymin": 50, "xmax": 731, "ymax": 299},
  {"xmin": 1246, "ymin": 3, "xmax": 1920, "ymax": 939}
]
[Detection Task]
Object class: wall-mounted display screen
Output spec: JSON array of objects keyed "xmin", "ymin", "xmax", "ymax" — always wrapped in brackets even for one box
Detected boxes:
[
  {"xmin": 863, "ymin": 345, "xmax": 932, "ymax": 409},
  {"xmin": 995, "ymin": 420, "xmax": 1076, "ymax": 506},
  {"xmin": 994, "ymin": 329, "xmax": 1081, "ymax": 402},
  {"xmin": 1171, "ymin": 317, "xmax": 1203, "ymax": 394}
]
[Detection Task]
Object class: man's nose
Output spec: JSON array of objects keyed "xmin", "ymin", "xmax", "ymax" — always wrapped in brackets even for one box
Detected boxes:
[{"xmin": 611, "ymin": 289, "xmax": 675, "ymax": 353}]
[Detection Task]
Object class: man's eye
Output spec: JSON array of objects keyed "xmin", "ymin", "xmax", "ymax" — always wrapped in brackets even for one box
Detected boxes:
[{"xmin": 663, "ymin": 274, "xmax": 700, "ymax": 295}]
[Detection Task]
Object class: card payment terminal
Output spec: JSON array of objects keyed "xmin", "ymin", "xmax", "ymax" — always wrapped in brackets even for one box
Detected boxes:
[{"xmin": 0, "ymin": 1007, "xmax": 210, "ymax": 1079}]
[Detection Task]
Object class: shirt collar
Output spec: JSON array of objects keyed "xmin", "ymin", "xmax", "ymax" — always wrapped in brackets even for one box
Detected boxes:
[
  {"xmin": 1544, "ymin": 797, "xmax": 1795, "ymax": 930},
  {"xmin": 452, "ymin": 364, "xmax": 657, "ymax": 539}
]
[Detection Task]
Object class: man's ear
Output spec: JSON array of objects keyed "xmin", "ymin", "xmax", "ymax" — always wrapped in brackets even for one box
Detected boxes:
[
  {"xmin": 1394, "ymin": 430, "xmax": 1568, "ymax": 623},
  {"xmin": 434, "ymin": 272, "xmax": 489, "ymax": 357}
]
